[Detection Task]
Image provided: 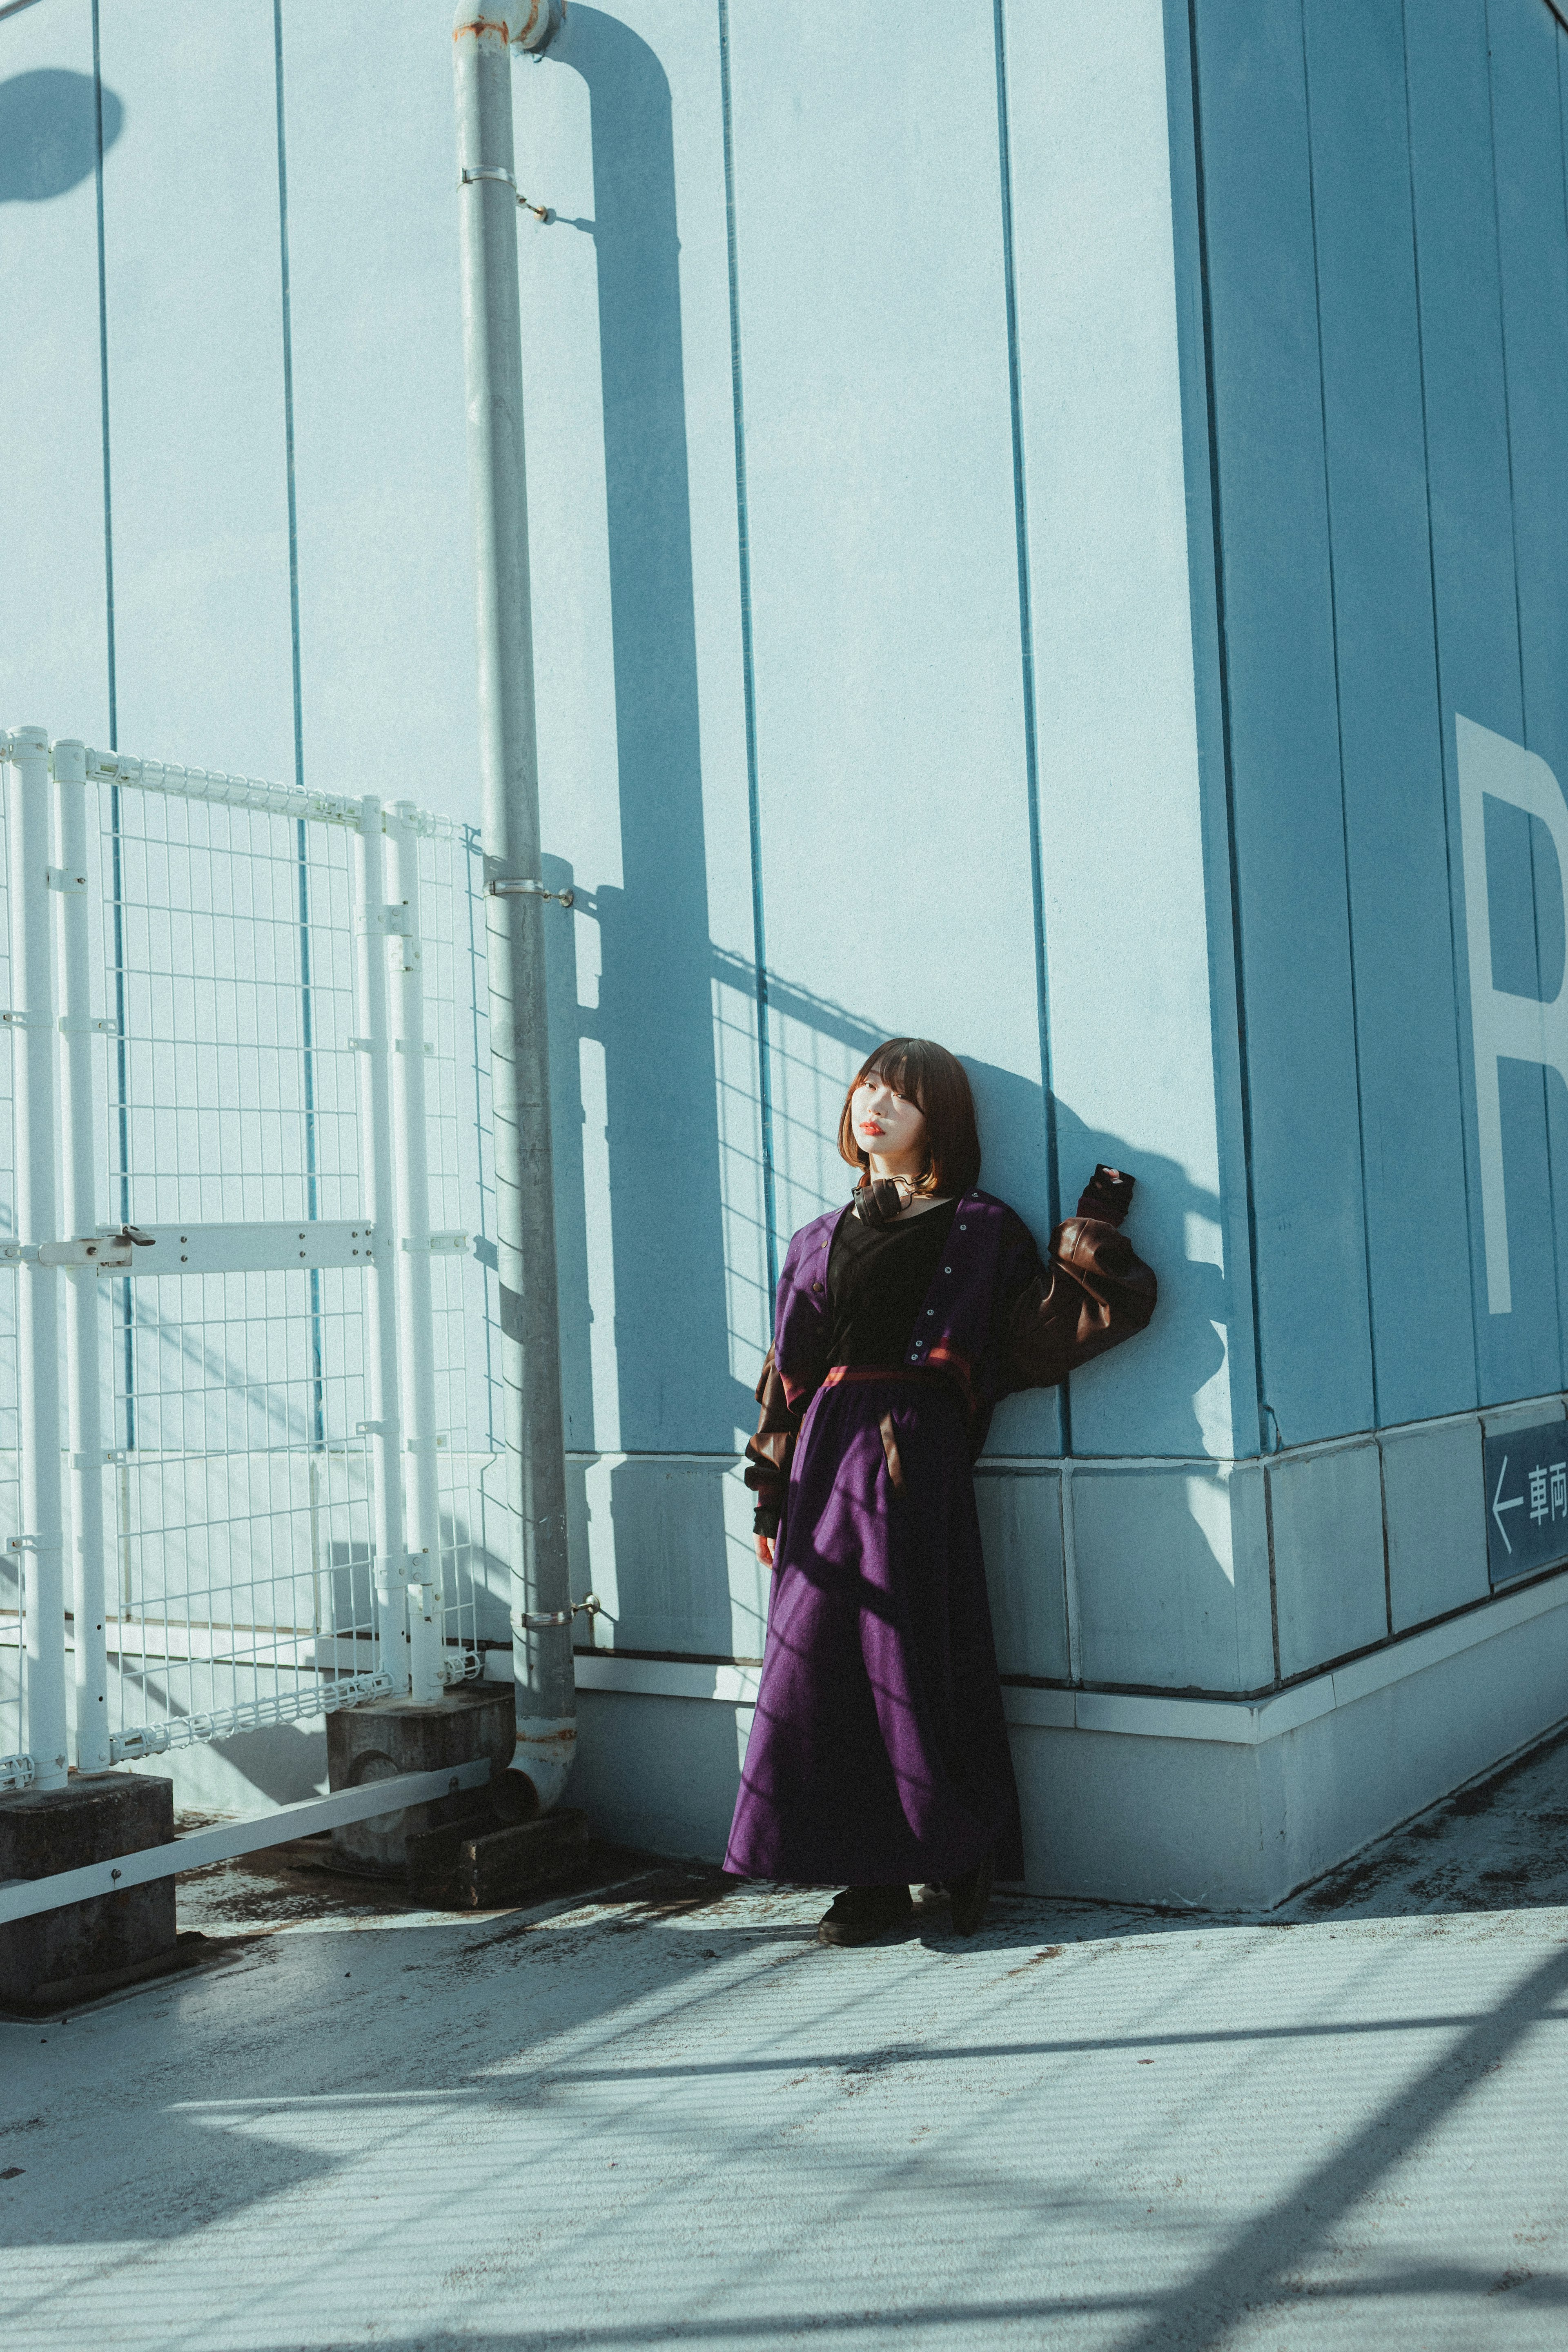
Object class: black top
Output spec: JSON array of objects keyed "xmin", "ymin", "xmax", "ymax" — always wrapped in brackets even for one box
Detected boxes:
[{"xmin": 825, "ymin": 1197, "xmax": 960, "ymax": 1367}]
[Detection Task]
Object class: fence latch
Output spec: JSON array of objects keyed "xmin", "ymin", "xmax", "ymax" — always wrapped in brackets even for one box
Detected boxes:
[{"xmin": 4, "ymin": 1236, "xmax": 137, "ymax": 1269}]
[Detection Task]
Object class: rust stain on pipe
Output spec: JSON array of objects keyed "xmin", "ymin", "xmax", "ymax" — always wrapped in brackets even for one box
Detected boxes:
[
  {"xmin": 453, "ymin": 16, "xmax": 515, "ymax": 42},
  {"xmin": 452, "ymin": 0, "xmax": 545, "ymax": 41}
]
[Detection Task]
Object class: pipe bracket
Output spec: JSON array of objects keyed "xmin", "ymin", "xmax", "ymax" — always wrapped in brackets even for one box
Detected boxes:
[
  {"xmin": 459, "ymin": 165, "xmax": 550, "ymax": 222},
  {"xmin": 488, "ymin": 878, "xmax": 575, "ymax": 908},
  {"xmin": 512, "ymin": 1594, "xmax": 598, "ymax": 1634}
]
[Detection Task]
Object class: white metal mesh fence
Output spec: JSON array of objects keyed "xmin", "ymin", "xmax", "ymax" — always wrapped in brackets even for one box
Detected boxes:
[
  {"xmin": 0, "ymin": 769, "xmax": 20, "ymax": 1782},
  {"xmin": 410, "ymin": 819, "xmax": 502, "ymax": 1675},
  {"xmin": 101, "ymin": 783, "xmax": 376, "ymax": 1756},
  {"xmin": 0, "ymin": 730, "xmax": 501, "ymax": 1790}
]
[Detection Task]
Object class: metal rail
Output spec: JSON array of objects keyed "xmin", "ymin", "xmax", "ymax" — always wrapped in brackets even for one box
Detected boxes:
[{"xmin": 0, "ymin": 1753, "xmax": 493, "ymax": 1927}]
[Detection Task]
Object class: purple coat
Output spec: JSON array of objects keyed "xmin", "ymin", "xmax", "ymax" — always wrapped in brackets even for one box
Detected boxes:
[
  {"xmin": 726, "ymin": 1174, "xmax": 1156, "ymax": 1892},
  {"xmin": 747, "ymin": 1179, "xmax": 1158, "ymax": 1526}
]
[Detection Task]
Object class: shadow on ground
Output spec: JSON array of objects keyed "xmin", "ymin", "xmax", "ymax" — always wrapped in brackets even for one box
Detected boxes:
[{"xmin": 5, "ymin": 1728, "xmax": 1568, "ymax": 2347}]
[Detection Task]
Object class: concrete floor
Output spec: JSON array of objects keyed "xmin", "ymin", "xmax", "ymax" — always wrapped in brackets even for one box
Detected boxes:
[{"xmin": 5, "ymin": 1734, "xmax": 1568, "ymax": 2352}]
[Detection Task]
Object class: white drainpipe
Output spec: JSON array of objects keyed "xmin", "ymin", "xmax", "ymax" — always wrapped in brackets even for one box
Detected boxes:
[{"xmin": 452, "ymin": 0, "xmax": 576, "ymax": 1813}]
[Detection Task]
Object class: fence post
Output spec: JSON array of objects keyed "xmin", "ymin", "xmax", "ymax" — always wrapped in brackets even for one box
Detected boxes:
[
  {"xmin": 53, "ymin": 740, "xmax": 111, "ymax": 1773},
  {"xmin": 351, "ymin": 797, "xmax": 410, "ymax": 1693},
  {"xmin": 386, "ymin": 804, "xmax": 443, "ymax": 1703},
  {"xmin": 7, "ymin": 728, "xmax": 69, "ymax": 1790}
]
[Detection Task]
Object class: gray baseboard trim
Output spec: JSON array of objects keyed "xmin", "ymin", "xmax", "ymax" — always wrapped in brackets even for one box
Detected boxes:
[{"xmin": 568, "ymin": 1558, "xmax": 1568, "ymax": 1749}]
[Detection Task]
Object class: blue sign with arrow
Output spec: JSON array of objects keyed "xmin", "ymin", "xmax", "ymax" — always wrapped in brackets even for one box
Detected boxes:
[{"xmin": 1482, "ymin": 1419, "xmax": 1568, "ymax": 1588}]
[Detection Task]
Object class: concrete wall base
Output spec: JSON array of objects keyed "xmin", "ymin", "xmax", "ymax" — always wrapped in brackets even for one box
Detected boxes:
[
  {"xmin": 0, "ymin": 1774, "xmax": 177, "ymax": 2011},
  {"xmin": 565, "ymin": 1567, "xmax": 1568, "ymax": 1910},
  {"xmin": 325, "ymin": 1685, "xmax": 515, "ymax": 1875}
]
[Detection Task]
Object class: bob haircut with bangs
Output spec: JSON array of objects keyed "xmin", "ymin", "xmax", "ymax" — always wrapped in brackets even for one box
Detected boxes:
[{"xmin": 837, "ymin": 1037, "xmax": 982, "ymax": 1198}]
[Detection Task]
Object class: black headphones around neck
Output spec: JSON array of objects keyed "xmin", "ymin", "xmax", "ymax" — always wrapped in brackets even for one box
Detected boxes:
[{"xmin": 851, "ymin": 1177, "xmax": 912, "ymax": 1229}]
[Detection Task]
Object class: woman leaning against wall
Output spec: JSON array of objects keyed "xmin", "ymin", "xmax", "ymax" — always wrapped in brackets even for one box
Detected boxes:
[{"xmin": 724, "ymin": 1038, "xmax": 1156, "ymax": 1944}]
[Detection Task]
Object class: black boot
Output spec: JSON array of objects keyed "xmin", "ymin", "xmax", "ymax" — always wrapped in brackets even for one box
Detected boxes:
[
  {"xmin": 948, "ymin": 1850, "xmax": 994, "ymax": 1937},
  {"xmin": 817, "ymin": 1883, "xmax": 913, "ymax": 1947}
]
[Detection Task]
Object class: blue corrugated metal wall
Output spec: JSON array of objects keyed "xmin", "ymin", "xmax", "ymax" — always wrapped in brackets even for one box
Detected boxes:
[
  {"xmin": 6, "ymin": 0, "xmax": 1568, "ymax": 1708},
  {"xmin": 1191, "ymin": 0, "xmax": 1568, "ymax": 1447}
]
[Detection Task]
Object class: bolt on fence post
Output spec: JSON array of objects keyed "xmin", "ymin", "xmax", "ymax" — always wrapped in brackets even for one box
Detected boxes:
[
  {"xmin": 386, "ymin": 804, "xmax": 443, "ymax": 1703},
  {"xmin": 7, "ymin": 728, "xmax": 69, "ymax": 1789},
  {"xmin": 351, "ymin": 797, "xmax": 410, "ymax": 1693},
  {"xmin": 54, "ymin": 739, "xmax": 111, "ymax": 1773}
]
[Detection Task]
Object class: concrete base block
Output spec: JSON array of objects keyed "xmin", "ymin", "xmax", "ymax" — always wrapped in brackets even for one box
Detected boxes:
[
  {"xmin": 326, "ymin": 1684, "xmax": 516, "ymax": 1875},
  {"xmin": 0, "ymin": 1774, "xmax": 177, "ymax": 2013},
  {"xmin": 405, "ymin": 1806, "xmax": 590, "ymax": 1909}
]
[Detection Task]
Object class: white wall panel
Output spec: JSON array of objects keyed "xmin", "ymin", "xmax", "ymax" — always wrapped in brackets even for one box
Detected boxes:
[
  {"xmin": 727, "ymin": 4, "xmax": 1053, "ymax": 1470},
  {"xmin": 1006, "ymin": 0, "xmax": 1246, "ymax": 1463},
  {"xmin": 0, "ymin": 0, "xmax": 111, "ymax": 741},
  {"xmin": 97, "ymin": 0, "xmax": 294, "ymax": 778},
  {"xmin": 278, "ymin": 2, "xmax": 479, "ymax": 820}
]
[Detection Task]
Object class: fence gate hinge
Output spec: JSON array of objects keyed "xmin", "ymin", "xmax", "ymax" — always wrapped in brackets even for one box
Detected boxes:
[
  {"xmin": 46, "ymin": 866, "xmax": 88, "ymax": 894},
  {"xmin": 374, "ymin": 904, "xmax": 414, "ymax": 937}
]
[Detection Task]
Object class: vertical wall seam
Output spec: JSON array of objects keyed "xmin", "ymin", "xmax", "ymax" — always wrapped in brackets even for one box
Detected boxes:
[
  {"xmin": 1297, "ymin": 7, "xmax": 1381, "ymax": 1430},
  {"xmin": 991, "ymin": 0, "xmax": 1067, "ymax": 1457},
  {"xmin": 1263, "ymin": 1460, "xmax": 1282, "ymax": 1684},
  {"xmin": 92, "ymin": 0, "xmax": 134, "ymax": 1446},
  {"xmin": 716, "ymin": 0, "xmax": 778, "ymax": 1312},
  {"xmin": 273, "ymin": 0, "xmax": 305, "ymax": 805},
  {"xmin": 1481, "ymin": 0, "xmax": 1532, "ymax": 741},
  {"xmin": 273, "ymin": 0, "xmax": 324, "ymax": 1447},
  {"xmin": 1184, "ymin": 0, "xmax": 1268, "ymax": 1451},
  {"xmin": 1481, "ymin": 0, "xmax": 1566, "ymax": 1383},
  {"xmin": 1376, "ymin": 1434, "xmax": 1394, "ymax": 1637},
  {"xmin": 1399, "ymin": 0, "xmax": 1484, "ymax": 1400},
  {"xmin": 1060, "ymin": 1462, "xmax": 1082, "ymax": 1685},
  {"xmin": 90, "ymin": 0, "xmax": 116, "ymax": 748}
]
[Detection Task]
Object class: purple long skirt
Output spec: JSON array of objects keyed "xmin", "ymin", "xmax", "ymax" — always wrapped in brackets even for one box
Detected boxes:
[{"xmin": 724, "ymin": 1368, "xmax": 1024, "ymax": 1886}]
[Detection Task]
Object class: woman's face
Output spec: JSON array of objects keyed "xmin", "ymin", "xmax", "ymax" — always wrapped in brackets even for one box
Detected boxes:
[{"xmin": 851, "ymin": 1072, "xmax": 929, "ymax": 1176}]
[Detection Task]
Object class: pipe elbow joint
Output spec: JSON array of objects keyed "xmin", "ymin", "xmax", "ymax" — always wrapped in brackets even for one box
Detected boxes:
[
  {"xmin": 452, "ymin": 0, "xmax": 563, "ymax": 53},
  {"xmin": 496, "ymin": 1714, "xmax": 577, "ymax": 1820}
]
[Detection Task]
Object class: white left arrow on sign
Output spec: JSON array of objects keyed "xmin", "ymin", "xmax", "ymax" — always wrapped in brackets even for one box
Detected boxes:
[{"xmin": 1492, "ymin": 1454, "xmax": 1525, "ymax": 1555}]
